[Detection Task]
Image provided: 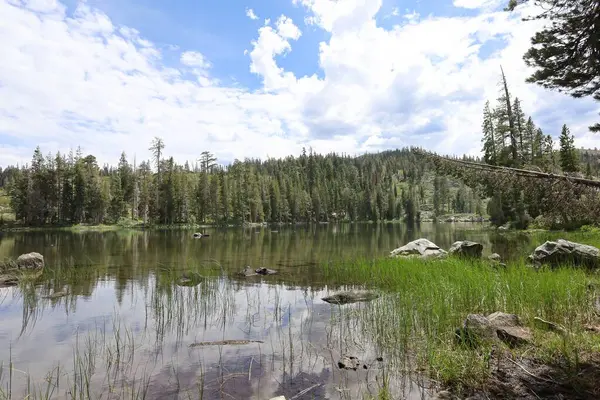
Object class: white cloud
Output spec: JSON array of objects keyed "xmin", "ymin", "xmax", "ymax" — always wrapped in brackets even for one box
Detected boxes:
[
  {"xmin": 249, "ymin": 16, "xmax": 303, "ymax": 91},
  {"xmin": 0, "ymin": 0, "xmax": 599, "ymax": 169},
  {"xmin": 453, "ymin": 0, "xmax": 503, "ymax": 10},
  {"xmin": 180, "ymin": 51, "xmax": 210, "ymax": 68},
  {"xmin": 245, "ymin": 7, "xmax": 258, "ymax": 20}
]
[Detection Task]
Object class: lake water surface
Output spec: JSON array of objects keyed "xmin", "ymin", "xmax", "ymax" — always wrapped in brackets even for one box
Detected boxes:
[{"xmin": 0, "ymin": 223, "xmax": 538, "ymax": 399}]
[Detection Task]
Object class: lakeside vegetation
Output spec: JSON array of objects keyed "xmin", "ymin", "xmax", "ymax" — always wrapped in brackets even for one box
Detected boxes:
[{"xmin": 1, "ymin": 228, "xmax": 599, "ymax": 399}]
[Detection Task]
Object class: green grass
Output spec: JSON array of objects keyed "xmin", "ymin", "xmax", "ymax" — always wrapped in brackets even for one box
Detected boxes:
[{"xmin": 322, "ymin": 255, "xmax": 600, "ymax": 392}]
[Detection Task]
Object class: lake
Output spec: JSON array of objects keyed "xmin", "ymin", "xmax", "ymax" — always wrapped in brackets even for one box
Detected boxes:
[{"xmin": 0, "ymin": 223, "xmax": 541, "ymax": 399}]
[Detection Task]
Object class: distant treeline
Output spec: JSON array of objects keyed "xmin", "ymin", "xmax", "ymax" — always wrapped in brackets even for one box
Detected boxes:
[{"xmin": 0, "ymin": 145, "xmax": 485, "ymax": 227}]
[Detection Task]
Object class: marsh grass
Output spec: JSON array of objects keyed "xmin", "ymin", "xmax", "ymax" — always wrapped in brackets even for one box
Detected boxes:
[{"xmin": 323, "ymin": 256, "xmax": 600, "ymax": 391}]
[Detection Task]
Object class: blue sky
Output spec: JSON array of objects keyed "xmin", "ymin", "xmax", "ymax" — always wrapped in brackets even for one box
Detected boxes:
[{"xmin": 0, "ymin": 0, "xmax": 598, "ymax": 167}]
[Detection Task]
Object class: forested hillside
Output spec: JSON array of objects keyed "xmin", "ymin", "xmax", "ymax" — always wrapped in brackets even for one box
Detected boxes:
[
  {"xmin": 1, "ymin": 69, "xmax": 598, "ymax": 229},
  {"xmin": 0, "ymin": 145, "xmax": 484, "ymax": 227}
]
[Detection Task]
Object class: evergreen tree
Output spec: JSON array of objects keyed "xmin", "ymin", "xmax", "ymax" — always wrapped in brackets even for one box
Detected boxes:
[
  {"xmin": 482, "ymin": 101, "xmax": 497, "ymax": 165},
  {"xmin": 512, "ymin": 97, "xmax": 527, "ymax": 161},
  {"xmin": 507, "ymin": 0, "xmax": 600, "ymax": 132},
  {"xmin": 559, "ymin": 124, "xmax": 579, "ymax": 173}
]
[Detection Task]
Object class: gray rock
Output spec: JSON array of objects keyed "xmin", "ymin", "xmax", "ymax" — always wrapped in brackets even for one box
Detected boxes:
[
  {"xmin": 239, "ymin": 266, "xmax": 257, "ymax": 277},
  {"xmin": 488, "ymin": 253, "xmax": 502, "ymax": 262},
  {"xmin": 449, "ymin": 241, "xmax": 483, "ymax": 258},
  {"xmin": 322, "ymin": 291, "xmax": 379, "ymax": 305},
  {"xmin": 337, "ymin": 355, "xmax": 361, "ymax": 370},
  {"xmin": 15, "ymin": 253, "xmax": 44, "ymax": 270},
  {"xmin": 457, "ymin": 312, "xmax": 531, "ymax": 348},
  {"xmin": 487, "ymin": 311, "xmax": 520, "ymax": 328},
  {"xmin": 496, "ymin": 326, "xmax": 532, "ymax": 347},
  {"xmin": 255, "ymin": 267, "xmax": 277, "ymax": 275},
  {"xmin": 464, "ymin": 314, "xmax": 498, "ymax": 341},
  {"xmin": 239, "ymin": 266, "xmax": 277, "ymax": 277},
  {"xmin": 528, "ymin": 239, "xmax": 600, "ymax": 269},
  {"xmin": 390, "ymin": 239, "xmax": 447, "ymax": 259}
]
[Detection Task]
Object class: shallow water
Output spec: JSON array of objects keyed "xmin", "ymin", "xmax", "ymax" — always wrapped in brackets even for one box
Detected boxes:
[{"xmin": 0, "ymin": 223, "xmax": 537, "ymax": 399}]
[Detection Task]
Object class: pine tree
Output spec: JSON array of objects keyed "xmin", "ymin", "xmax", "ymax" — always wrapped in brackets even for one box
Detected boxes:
[
  {"xmin": 482, "ymin": 101, "xmax": 497, "ymax": 165},
  {"xmin": 524, "ymin": 117, "xmax": 536, "ymax": 164},
  {"xmin": 559, "ymin": 124, "xmax": 579, "ymax": 173},
  {"xmin": 512, "ymin": 97, "xmax": 527, "ymax": 162},
  {"xmin": 507, "ymin": 0, "xmax": 600, "ymax": 132},
  {"xmin": 498, "ymin": 67, "xmax": 519, "ymax": 165}
]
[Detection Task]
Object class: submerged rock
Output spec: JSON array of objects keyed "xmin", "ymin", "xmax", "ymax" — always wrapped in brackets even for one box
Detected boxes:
[
  {"xmin": 337, "ymin": 355, "xmax": 361, "ymax": 371},
  {"xmin": 322, "ymin": 291, "xmax": 379, "ymax": 305},
  {"xmin": 0, "ymin": 275, "xmax": 19, "ymax": 288},
  {"xmin": 239, "ymin": 266, "xmax": 277, "ymax": 277},
  {"xmin": 255, "ymin": 267, "xmax": 277, "ymax": 275},
  {"xmin": 176, "ymin": 272, "xmax": 204, "ymax": 287},
  {"xmin": 528, "ymin": 239, "xmax": 600, "ymax": 268},
  {"xmin": 449, "ymin": 241, "xmax": 483, "ymax": 258},
  {"xmin": 15, "ymin": 252, "xmax": 44, "ymax": 270},
  {"xmin": 189, "ymin": 340, "xmax": 264, "ymax": 347},
  {"xmin": 390, "ymin": 239, "xmax": 447, "ymax": 259},
  {"xmin": 239, "ymin": 266, "xmax": 258, "ymax": 277},
  {"xmin": 456, "ymin": 312, "xmax": 531, "ymax": 348},
  {"xmin": 43, "ymin": 290, "xmax": 68, "ymax": 299}
]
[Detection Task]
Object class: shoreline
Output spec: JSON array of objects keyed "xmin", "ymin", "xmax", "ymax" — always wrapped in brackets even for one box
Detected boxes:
[{"xmin": 0, "ymin": 218, "xmax": 492, "ymax": 233}]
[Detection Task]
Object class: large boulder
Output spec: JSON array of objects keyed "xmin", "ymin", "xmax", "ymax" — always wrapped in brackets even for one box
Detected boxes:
[
  {"xmin": 528, "ymin": 239, "xmax": 600, "ymax": 268},
  {"xmin": 15, "ymin": 253, "xmax": 44, "ymax": 270},
  {"xmin": 449, "ymin": 241, "xmax": 483, "ymax": 258},
  {"xmin": 456, "ymin": 312, "xmax": 531, "ymax": 348},
  {"xmin": 390, "ymin": 239, "xmax": 447, "ymax": 259}
]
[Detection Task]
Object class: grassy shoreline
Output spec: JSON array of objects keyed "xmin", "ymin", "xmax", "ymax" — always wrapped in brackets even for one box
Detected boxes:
[{"xmin": 323, "ymin": 250, "xmax": 600, "ymax": 397}]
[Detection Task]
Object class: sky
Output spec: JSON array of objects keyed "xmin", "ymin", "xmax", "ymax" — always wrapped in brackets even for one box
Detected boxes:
[{"xmin": 0, "ymin": 0, "xmax": 598, "ymax": 168}]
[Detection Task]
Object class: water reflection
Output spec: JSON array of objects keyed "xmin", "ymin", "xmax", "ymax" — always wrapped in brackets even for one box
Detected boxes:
[{"xmin": 0, "ymin": 223, "xmax": 538, "ymax": 399}]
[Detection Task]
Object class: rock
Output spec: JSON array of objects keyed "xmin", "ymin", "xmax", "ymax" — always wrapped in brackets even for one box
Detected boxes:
[
  {"xmin": 270, "ymin": 397, "xmax": 286, "ymax": 400},
  {"xmin": 488, "ymin": 253, "xmax": 502, "ymax": 262},
  {"xmin": 584, "ymin": 324, "xmax": 600, "ymax": 334},
  {"xmin": 189, "ymin": 340, "xmax": 264, "ymax": 347},
  {"xmin": 338, "ymin": 355, "xmax": 361, "ymax": 371},
  {"xmin": 15, "ymin": 253, "xmax": 44, "ymax": 270},
  {"xmin": 390, "ymin": 239, "xmax": 448, "ymax": 259},
  {"xmin": 528, "ymin": 239, "xmax": 600, "ymax": 269},
  {"xmin": 239, "ymin": 266, "xmax": 258, "ymax": 277},
  {"xmin": 488, "ymin": 313, "xmax": 531, "ymax": 346},
  {"xmin": 496, "ymin": 326, "xmax": 532, "ymax": 347},
  {"xmin": 487, "ymin": 311, "xmax": 520, "ymax": 327},
  {"xmin": 193, "ymin": 233, "xmax": 202, "ymax": 238},
  {"xmin": 176, "ymin": 272, "xmax": 204, "ymax": 287},
  {"xmin": 0, "ymin": 275, "xmax": 19, "ymax": 287},
  {"xmin": 594, "ymin": 296, "xmax": 600, "ymax": 316},
  {"xmin": 43, "ymin": 290, "xmax": 68, "ymax": 299},
  {"xmin": 255, "ymin": 267, "xmax": 277, "ymax": 275},
  {"xmin": 239, "ymin": 267, "xmax": 277, "ymax": 277},
  {"xmin": 322, "ymin": 291, "xmax": 379, "ymax": 305},
  {"xmin": 449, "ymin": 241, "xmax": 483, "ymax": 258},
  {"xmin": 465, "ymin": 314, "xmax": 498, "ymax": 340},
  {"xmin": 457, "ymin": 312, "xmax": 532, "ymax": 347}
]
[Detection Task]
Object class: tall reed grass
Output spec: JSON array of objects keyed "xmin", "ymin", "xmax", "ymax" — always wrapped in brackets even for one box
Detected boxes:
[{"xmin": 323, "ymin": 256, "xmax": 600, "ymax": 390}]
